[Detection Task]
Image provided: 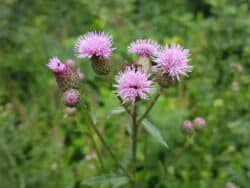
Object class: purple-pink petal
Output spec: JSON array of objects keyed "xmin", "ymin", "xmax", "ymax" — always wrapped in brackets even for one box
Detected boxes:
[
  {"xmin": 75, "ymin": 31, "xmax": 113, "ymax": 58},
  {"xmin": 47, "ymin": 57, "xmax": 68, "ymax": 74},
  {"xmin": 114, "ymin": 66, "xmax": 152, "ymax": 103},
  {"xmin": 128, "ymin": 39, "xmax": 159, "ymax": 57},
  {"xmin": 155, "ymin": 44, "xmax": 192, "ymax": 80}
]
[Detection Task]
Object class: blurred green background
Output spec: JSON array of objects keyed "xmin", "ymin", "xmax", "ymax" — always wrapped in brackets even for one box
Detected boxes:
[{"xmin": 0, "ymin": 0, "xmax": 250, "ymax": 187}]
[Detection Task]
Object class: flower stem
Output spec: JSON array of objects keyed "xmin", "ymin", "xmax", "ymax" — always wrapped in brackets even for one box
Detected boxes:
[
  {"xmin": 86, "ymin": 124, "xmax": 105, "ymax": 170},
  {"xmin": 131, "ymin": 102, "xmax": 138, "ymax": 188},
  {"xmin": 117, "ymin": 96, "xmax": 132, "ymax": 115},
  {"xmin": 86, "ymin": 110, "xmax": 132, "ymax": 182},
  {"xmin": 75, "ymin": 115, "xmax": 105, "ymax": 170},
  {"xmin": 137, "ymin": 88, "xmax": 162, "ymax": 125},
  {"xmin": 169, "ymin": 135, "xmax": 195, "ymax": 168}
]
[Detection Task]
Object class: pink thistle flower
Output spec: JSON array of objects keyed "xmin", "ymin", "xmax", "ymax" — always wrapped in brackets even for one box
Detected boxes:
[
  {"xmin": 193, "ymin": 117, "xmax": 206, "ymax": 130},
  {"xmin": 75, "ymin": 31, "xmax": 113, "ymax": 58},
  {"xmin": 226, "ymin": 182, "xmax": 237, "ymax": 188},
  {"xmin": 114, "ymin": 66, "xmax": 152, "ymax": 103},
  {"xmin": 155, "ymin": 44, "xmax": 192, "ymax": 80},
  {"xmin": 47, "ymin": 57, "xmax": 68, "ymax": 74},
  {"xmin": 181, "ymin": 120, "xmax": 194, "ymax": 135},
  {"xmin": 128, "ymin": 39, "xmax": 159, "ymax": 57},
  {"xmin": 63, "ymin": 89, "xmax": 80, "ymax": 107},
  {"xmin": 47, "ymin": 57, "xmax": 80, "ymax": 92}
]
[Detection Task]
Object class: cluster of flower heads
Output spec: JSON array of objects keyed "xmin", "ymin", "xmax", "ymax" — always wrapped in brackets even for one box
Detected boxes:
[
  {"xmin": 181, "ymin": 117, "xmax": 207, "ymax": 135},
  {"xmin": 48, "ymin": 31, "xmax": 192, "ymax": 108}
]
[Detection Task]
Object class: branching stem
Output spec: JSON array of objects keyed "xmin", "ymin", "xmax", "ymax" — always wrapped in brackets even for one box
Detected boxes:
[{"xmin": 137, "ymin": 88, "xmax": 163, "ymax": 125}]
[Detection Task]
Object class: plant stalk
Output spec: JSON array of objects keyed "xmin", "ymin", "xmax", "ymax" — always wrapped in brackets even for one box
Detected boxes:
[
  {"xmin": 86, "ymin": 125, "xmax": 105, "ymax": 170},
  {"xmin": 87, "ymin": 111, "xmax": 133, "ymax": 182},
  {"xmin": 137, "ymin": 88, "xmax": 162, "ymax": 125},
  {"xmin": 117, "ymin": 96, "xmax": 132, "ymax": 115},
  {"xmin": 131, "ymin": 102, "xmax": 138, "ymax": 188},
  {"xmin": 75, "ymin": 114, "xmax": 105, "ymax": 170}
]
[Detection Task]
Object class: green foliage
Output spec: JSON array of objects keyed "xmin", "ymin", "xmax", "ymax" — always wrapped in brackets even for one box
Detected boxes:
[{"xmin": 1, "ymin": 0, "xmax": 250, "ymax": 187}]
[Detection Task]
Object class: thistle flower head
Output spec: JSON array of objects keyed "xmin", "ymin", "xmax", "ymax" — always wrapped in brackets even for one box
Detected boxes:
[
  {"xmin": 75, "ymin": 31, "xmax": 113, "ymax": 58},
  {"xmin": 193, "ymin": 117, "xmax": 206, "ymax": 130},
  {"xmin": 48, "ymin": 57, "xmax": 68, "ymax": 74},
  {"xmin": 47, "ymin": 57, "xmax": 80, "ymax": 92},
  {"xmin": 128, "ymin": 39, "xmax": 159, "ymax": 57},
  {"xmin": 63, "ymin": 89, "xmax": 80, "ymax": 107},
  {"xmin": 114, "ymin": 66, "xmax": 152, "ymax": 103},
  {"xmin": 181, "ymin": 120, "xmax": 194, "ymax": 135},
  {"xmin": 226, "ymin": 182, "xmax": 237, "ymax": 188},
  {"xmin": 155, "ymin": 44, "xmax": 192, "ymax": 80}
]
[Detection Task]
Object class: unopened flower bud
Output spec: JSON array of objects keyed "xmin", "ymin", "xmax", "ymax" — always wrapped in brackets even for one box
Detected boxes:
[
  {"xmin": 90, "ymin": 56, "xmax": 111, "ymax": 75},
  {"xmin": 63, "ymin": 89, "xmax": 80, "ymax": 107},
  {"xmin": 226, "ymin": 182, "xmax": 237, "ymax": 188},
  {"xmin": 153, "ymin": 67, "xmax": 174, "ymax": 88},
  {"xmin": 181, "ymin": 120, "xmax": 194, "ymax": 135},
  {"xmin": 55, "ymin": 68, "xmax": 80, "ymax": 92},
  {"xmin": 193, "ymin": 117, "xmax": 206, "ymax": 131}
]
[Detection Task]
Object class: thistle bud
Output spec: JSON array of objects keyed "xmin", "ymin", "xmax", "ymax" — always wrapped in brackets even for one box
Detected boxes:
[
  {"xmin": 152, "ymin": 67, "xmax": 174, "ymax": 88},
  {"xmin": 90, "ymin": 56, "xmax": 111, "ymax": 75},
  {"xmin": 226, "ymin": 182, "xmax": 237, "ymax": 188},
  {"xmin": 193, "ymin": 117, "xmax": 206, "ymax": 131},
  {"xmin": 55, "ymin": 68, "xmax": 80, "ymax": 92},
  {"xmin": 62, "ymin": 89, "xmax": 80, "ymax": 107},
  {"xmin": 181, "ymin": 120, "xmax": 194, "ymax": 135},
  {"xmin": 48, "ymin": 57, "xmax": 80, "ymax": 92}
]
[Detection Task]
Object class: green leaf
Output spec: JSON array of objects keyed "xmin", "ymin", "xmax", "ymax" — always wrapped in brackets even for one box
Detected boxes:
[
  {"xmin": 107, "ymin": 106, "xmax": 125, "ymax": 119},
  {"xmin": 82, "ymin": 174, "xmax": 128, "ymax": 187},
  {"xmin": 142, "ymin": 120, "xmax": 168, "ymax": 149}
]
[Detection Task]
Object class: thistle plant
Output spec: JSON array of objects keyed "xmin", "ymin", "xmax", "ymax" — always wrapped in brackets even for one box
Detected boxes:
[{"xmin": 47, "ymin": 31, "xmax": 206, "ymax": 187}]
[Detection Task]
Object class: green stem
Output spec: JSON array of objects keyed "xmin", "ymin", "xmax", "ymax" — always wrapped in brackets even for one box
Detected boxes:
[
  {"xmin": 86, "ymin": 110, "xmax": 132, "ymax": 182},
  {"xmin": 143, "ymin": 132, "xmax": 148, "ymax": 183},
  {"xmin": 168, "ymin": 135, "xmax": 195, "ymax": 171},
  {"xmin": 131, "ymin": 102, "xmax": 138, "ymax": 188},
  {"xmin": 117, "ymin": 96, "xmax": 132, "ymax": 116},
  {"xmin": 137, "ymin": 88, "xmax": 162, "ymax": 125},
  {"xmin": 75, "ymin": 115, "xmax": 105, "ymax": 170},
  {"xmin": 86, "ymin": 124, "xmax": 105, "ymax": 170}
]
